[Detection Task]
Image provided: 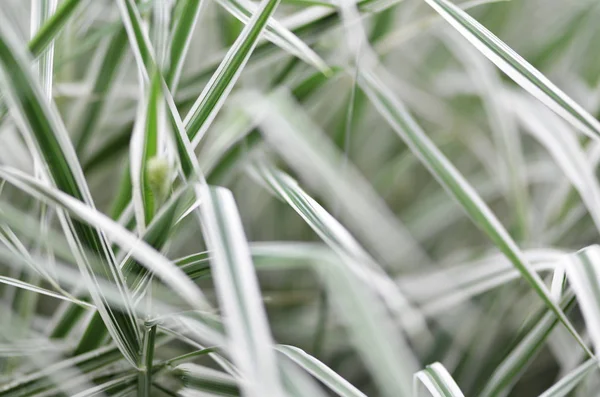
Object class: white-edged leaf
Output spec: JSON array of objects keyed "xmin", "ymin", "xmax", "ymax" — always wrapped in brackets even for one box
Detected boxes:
[
  {"xmin": 167, "ymin": 0, "xmax": 208, "ymax": 92},
  {"xmin": 198, "ymin": 185, "xmax": 285, "ymax": 396},
  {"xmin": 216, "ymin": 0, "xmax": 329, "ymax": 73},
  {"xmin": 0, "ymin": 275, "xmax": 94, "ymax": 309},
  {"xmin": 0, "ymin": 9, "xmax": 142, "ymax": 366},
  {"xmin": 565, "ymin": 245, "xmax": 600, "ymax": 353},
  {"xmin": 422, "ymin": 0, "xmax": 600, "ymax": 140},
  {"xmin": 183, "ymin": 0, "xmax": 281, "ymax": 147},
  {"xmin": 277, "ymin": 345, "xmax": 367, "ymax": 397},
  {"xmin": 414, "ymin": 362, "xmax": 465, "ymax": 397}
]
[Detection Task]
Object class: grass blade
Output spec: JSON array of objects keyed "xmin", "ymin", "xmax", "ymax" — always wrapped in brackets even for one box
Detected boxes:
[
  {"xmin": 198, "ymin": 186, "xmax": 285, "ymax": 396},
  {"xmin": 28, "ymin": 0, "xmax": 82, "ymax": 57},
  {"xmin": 167, "ymin": 0, "xmax": 208, "ymax": 92},
  {"xmin": 564, "ymin": 245, "xmax": 600, "ymax": 353},
  {"xmin": 414, "ymin": 363, "xmax": 465, "ymax": 397},
  {"xmin": 0, "ymin": 275, "xmax": 94, "ymax": 309},
  {"xmin": 183, "ymin": 0, "xmax": 281, "ymax": 146},
  {"xmin": 479, "ymin": 290, "xmax": 576, "ymax": 396},
  {"xmin": 357, "ymin": 68, "xmax": 590, "ymax": 355},
  {"xmin": 216, "ymin": 0, "xmax": 329, "ymax": 73},
  {"xmin": 277, "ymin": 345, "xmax": 367, "ymax": 397},
  {"xmin": 422, "ymin": 0, "xmax": 600, "ymax": 140}
]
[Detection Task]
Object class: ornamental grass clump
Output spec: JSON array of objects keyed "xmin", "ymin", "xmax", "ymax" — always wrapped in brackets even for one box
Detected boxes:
[{"xmin": 1, "ymin": 0, "xmax": 600, "ymax": 396}]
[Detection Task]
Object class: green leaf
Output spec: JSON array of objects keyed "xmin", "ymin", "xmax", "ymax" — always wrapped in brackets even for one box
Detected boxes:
[
  {"xmin": 73, "ymin": 29, "xmax": 129, "ymax": 155},
  {"xmin": 167, "ymin": 0, "xmax": 208, "ymax": 92},
  {"xmin": 28, "ymin": 0, "xmax": 83, "ymax": 57}
]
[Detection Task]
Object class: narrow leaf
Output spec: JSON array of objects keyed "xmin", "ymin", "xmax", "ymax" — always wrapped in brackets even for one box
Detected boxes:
[{"xmin": 422, "ymin": 0, "xmax": 600, "ymax": 140}]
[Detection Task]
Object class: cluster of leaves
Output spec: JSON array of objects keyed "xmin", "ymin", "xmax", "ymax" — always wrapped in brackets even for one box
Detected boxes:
[{"xmin": 1, "ymin": 0, "xmax": 600, "ymax": 396}]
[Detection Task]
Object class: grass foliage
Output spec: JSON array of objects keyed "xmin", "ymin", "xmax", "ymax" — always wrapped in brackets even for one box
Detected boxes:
[{"xmin": 0, "ymin": 0, "xmax": 600, "ymax": 396}]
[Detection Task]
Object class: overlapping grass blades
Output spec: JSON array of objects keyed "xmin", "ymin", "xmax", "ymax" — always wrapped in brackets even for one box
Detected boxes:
[{"xmin": 0, "ymin": 10, "xmax": 141, "ymax": 367}]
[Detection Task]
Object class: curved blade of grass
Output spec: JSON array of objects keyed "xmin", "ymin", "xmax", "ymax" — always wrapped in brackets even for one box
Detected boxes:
[
  {"xmin": 422, "ymin": 0, "xmax": 600, "ymax": 140},
  {"xmin": 564, "ymin": 245, "xmax": 600, "ymax": 353},
  {"xmin": 0, "ymin": 11, "xmax": 142, "ymax": 367},
  {"xmin": 277, "ymin": 345, "xmax": 367, "ymax": 397},
  {"xmin": 198, "ymin": 185, "xmax": 285, "ymax": 397},
  {"xmin": 414, "ymin": 362, "xmax": 465, "ymax": 397},
  {"xmin": 183, "ymin": 0, "xmax": 281, "ymax": 146},
  {"xmin": 538, "ymin": 358, "xmax": 597, "ymax": 397},
  {"xmin": 280, "ymin": 358, "xmax": 330, "ymax": 397},
  {"xmin": 216, "ymin": 0, "xmax": 329, "ymax": 73},
  {"xmin": 357, "ymin": 67, "xmax": 590, "ymax": 356}
]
